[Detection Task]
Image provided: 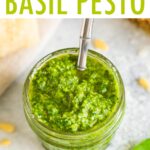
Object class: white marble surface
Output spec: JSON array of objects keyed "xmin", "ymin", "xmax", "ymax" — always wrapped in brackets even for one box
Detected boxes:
[{"xmin": 0, "ymin": 19, "xmax": 150, "ymax": 150}]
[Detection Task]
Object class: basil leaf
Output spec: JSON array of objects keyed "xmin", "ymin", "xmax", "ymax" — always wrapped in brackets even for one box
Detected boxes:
[{"xmin": 133, "ymin": 139, "xmax": 150, "ymax": 150}]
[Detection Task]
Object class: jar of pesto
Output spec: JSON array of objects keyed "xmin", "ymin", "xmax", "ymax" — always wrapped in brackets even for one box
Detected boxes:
[{"xmin": 23, "ymin": 48, "xmax": 125, "ymax": 150}]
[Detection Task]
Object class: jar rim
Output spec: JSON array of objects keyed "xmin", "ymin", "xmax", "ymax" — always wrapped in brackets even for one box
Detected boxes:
[{"xmin": 23, "ymin": 47, "xmax": 125, "ymax": 139}]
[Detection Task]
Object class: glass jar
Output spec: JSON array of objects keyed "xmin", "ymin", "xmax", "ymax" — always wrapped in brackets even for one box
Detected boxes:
[{"xmin": 23, "ymin": 48, "xmax": 125, "ymax": 150}]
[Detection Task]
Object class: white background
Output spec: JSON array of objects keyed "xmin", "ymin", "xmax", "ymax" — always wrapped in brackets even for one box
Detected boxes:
[{"xmin": 0, "ymin": 0, "xmax": 150, "ymax": 18}]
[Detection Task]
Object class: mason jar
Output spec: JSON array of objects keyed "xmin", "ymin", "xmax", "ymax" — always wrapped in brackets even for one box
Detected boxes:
[{"xmin": 23, "ymin": 48, "xmax": 125, "ymax": 150}]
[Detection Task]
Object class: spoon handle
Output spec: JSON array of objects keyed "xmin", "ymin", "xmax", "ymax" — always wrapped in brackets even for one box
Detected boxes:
[{"xmin": 77, "ymin": 19, "xmax": 94, "ymax": 71}]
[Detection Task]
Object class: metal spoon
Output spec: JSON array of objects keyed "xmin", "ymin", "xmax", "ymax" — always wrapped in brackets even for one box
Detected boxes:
[{"xmin": 77, "ymin": 19, "xmax": 94, "ymax": 71}]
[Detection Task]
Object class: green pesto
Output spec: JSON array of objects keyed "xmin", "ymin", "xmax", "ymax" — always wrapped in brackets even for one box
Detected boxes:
[{"xmin": 29, "ymin": 54, "xmax": 119, "ymax": 133}]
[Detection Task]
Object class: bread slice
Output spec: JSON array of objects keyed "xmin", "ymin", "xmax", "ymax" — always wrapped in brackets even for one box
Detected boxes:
[
  {"xmin": 0, "ymin": 19, "xmax": 39, "ymax": 58},
  {"xmin": 131, "ymin": 19, "xmax": 150, "ymax": 32}
]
